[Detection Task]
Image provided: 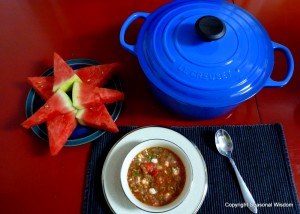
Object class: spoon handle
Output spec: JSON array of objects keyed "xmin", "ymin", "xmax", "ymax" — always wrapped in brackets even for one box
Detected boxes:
[{"xmin": 229, "ymin": 158, "xmax": 258, "ymax": 214}]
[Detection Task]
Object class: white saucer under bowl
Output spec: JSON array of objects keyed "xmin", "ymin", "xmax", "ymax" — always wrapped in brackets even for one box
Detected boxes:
[{"xmin": 101, "ymin": 126, "xmax": 208, "ymax": 213}]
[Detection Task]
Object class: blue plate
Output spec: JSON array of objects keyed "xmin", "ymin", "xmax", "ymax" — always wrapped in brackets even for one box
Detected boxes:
[{"xmin": 25, "ymin": 59, "xmax": 123, "ymax": 146}]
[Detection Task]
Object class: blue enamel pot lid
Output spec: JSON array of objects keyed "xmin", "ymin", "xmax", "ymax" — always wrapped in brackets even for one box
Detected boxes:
[{"xmin": 131, "ymin": 0, "xmax": 284, "ymax": 107}]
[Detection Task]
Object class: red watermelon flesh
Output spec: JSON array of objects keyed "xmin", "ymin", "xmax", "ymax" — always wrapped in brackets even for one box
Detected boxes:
[
  {"xmin": 76, "ymin": 104, "xmax": 119, "ymax": 133},
  {"xmin": 74, "ymin": 62, "xmax": 121, "ymax": 87},
  {"xmin": 21, "ymin": 89, "xmax": 76, "ymax": 129},
  {"xmin": 72, "ymin": 82, "xmax": 124, "ymax": 109},
  {"xmin": 53, "ymin": 52, "xmax": 81, "ymax": 92},
  {"xmin": 27, "ymin": 76, "xmax": 54, "ymax": 100},
  {"xmin": 98, "ymin": 87, "xmax": 124, "ymax": 104},
  {"xmin": 46, "ymin": 111, "xmax": 77, "ymax": 156}
]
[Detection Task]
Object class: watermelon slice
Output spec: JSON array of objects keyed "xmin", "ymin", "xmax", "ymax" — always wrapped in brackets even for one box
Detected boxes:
[
  {"xmin": 72, "ymin": 82, "xmax": 124, "ymax": 109},
  {"xmin": 53, "ymin": 52, "xmax": 82, "ymax": 92},
  {"xmin": 46, "ymin": 111, "xmax": 77, "ymax": 156},
  {"xmin": 22, "ymin": 89, "xmax": 76, "ymax": 129},
  {"xmin": 76, "ymin": 104, "xmax": 119, "ymax": 133},
  {"xmin": 74, "ymin": 62, "xmax": 121, "ymax": 87},
  {"xmin": 97, "ymin": 87, "xmax": 124, "ymax": 104},
  {"xmin": 27, "ymin": 76, "xmax": 54, "ymax": 100},
  {"xmin": 22, "ymin": 54, "xmax": 125, "ymax": 156}
]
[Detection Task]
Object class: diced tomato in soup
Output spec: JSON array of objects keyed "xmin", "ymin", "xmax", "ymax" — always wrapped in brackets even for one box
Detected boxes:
[{"xmin": 127, "ymin": 147, "xmax": 186, "ymax": 206}]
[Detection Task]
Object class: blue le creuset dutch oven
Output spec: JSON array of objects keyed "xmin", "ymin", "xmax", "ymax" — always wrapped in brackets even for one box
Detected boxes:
[{"xmin": 120, "ymin": 0, "xmax": 294, "ymax": 119}]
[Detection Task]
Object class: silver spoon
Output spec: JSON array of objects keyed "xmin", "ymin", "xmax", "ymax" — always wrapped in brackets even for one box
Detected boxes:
[{"xmin": 215, "ymin": 129, "xmax": 258, "ymax": 214}]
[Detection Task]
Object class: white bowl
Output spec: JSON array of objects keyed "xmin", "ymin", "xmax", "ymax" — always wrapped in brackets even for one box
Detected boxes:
[{"xmin": 120, "ymin": 139, "xmax": 193, "ymax": 213}]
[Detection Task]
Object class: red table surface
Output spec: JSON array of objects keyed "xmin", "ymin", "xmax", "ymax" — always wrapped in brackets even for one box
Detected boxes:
[{"xmin": 0, "ymin": 0, "xmax": 299, "ymax": 213}]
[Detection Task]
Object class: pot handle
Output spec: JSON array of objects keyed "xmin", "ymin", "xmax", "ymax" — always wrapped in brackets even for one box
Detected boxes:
[
  {"xmin": 264, "ymin": 42, "xmax": 294, "ymax": 88},
  {"xmin": 120, "ymin": 12, "xmax": 150, "ymax": 56}
]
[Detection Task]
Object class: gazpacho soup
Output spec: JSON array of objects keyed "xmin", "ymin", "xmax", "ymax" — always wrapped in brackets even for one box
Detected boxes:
[{"xmin": 127, "ymin": 147, "xmax": 186, "ymax": 206}]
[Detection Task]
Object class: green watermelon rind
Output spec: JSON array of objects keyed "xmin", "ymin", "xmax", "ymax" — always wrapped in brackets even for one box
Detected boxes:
[
  {"xmin": 56, "ymin": 89, "xmax": 77, "ymax": 112},
  {"xmin": 53, "ymin": 74, "xmax": 82, "ymax": 92},
  {"xmin": 72, "ymin": 82, "xmax": 84, "ymax": 110},
  {"xmin": 75, "ymin": 109, "xmax": 86, "ymax": 126}
]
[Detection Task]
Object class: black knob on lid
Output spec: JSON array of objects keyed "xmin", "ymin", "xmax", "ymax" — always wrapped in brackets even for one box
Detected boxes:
[{"xmin": 195, "ymin": 16, "xmax": 226, "ymax": 41}]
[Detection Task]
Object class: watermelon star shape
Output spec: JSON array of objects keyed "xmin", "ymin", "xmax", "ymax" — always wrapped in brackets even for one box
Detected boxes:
[{"xmin": 22, "ymin": 53, "xmax": 124, "ymax": 156}]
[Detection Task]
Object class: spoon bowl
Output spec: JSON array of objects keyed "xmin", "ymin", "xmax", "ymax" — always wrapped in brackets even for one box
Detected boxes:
[
  {"xmin": 215, "ymin": 129, "xmax": 233, "ymax": 158},
  {"xmin": 215, "ymin": 129, "xmax": 258, "ymax": 214}
]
